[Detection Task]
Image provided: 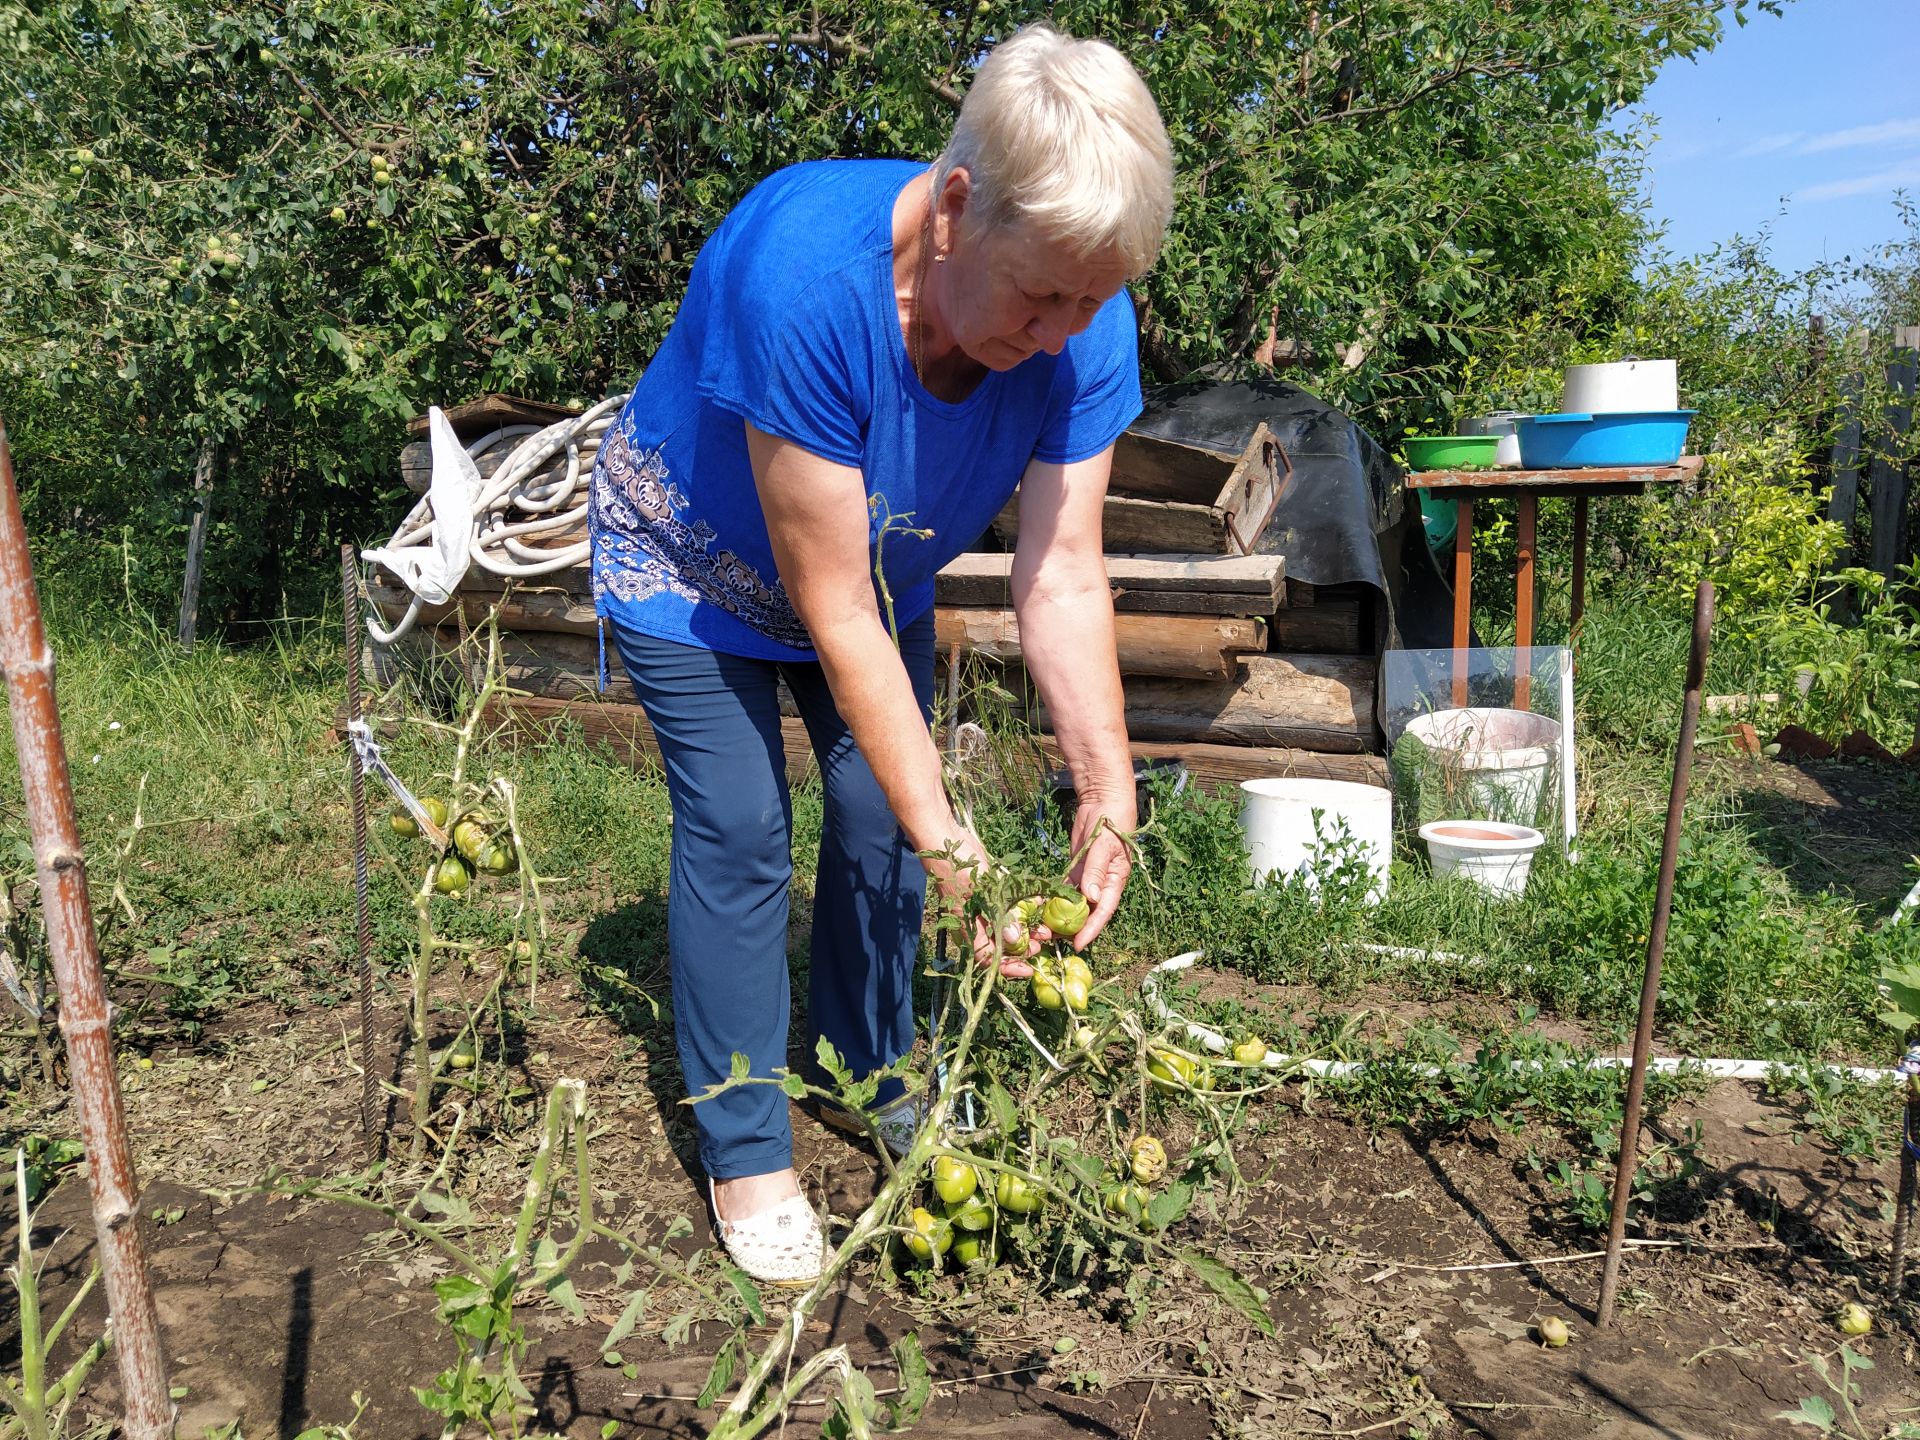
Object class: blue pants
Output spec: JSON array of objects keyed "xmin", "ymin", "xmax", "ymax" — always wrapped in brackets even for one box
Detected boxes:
[{"xmin": 609, "ymin": 614, "xmax": 935, "ymax": 1179}]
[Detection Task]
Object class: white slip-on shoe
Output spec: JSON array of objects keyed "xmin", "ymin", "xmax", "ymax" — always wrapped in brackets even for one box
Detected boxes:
[{"xmin": 707, "ymin": 1179, "xmax": 825, "ymax": 1288}]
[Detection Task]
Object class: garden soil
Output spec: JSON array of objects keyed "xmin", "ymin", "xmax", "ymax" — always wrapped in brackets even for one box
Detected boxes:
[{"xmin": 3, "ymin": 974, "xmax": 1914, "ymax": 1440}]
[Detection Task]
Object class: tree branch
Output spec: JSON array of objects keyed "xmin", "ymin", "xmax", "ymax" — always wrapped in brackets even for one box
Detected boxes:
[
  {"xmin": 1314, "ymin": 56, "xmax": 1535, "ymax": 127},
  {"xmin": 724, "ymin": 26, "xmax": 962, "ymax": 108}
]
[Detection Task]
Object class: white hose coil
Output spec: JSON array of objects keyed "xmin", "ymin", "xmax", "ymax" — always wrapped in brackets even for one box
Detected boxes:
[{"xmin": 362, "ymin": 394, "xmax": 628, "ymax": 644}]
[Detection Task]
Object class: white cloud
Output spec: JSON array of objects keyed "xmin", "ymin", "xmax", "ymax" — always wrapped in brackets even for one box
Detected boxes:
[
  {"xmin": 1794, "ymin": 118, "xmax": 1920, "ymax": 156},
  {"xmin": 1794, "ymin": 159, "xmax": 1920, "ymax": 204},
  {"xmin": 1737, "ymin": 131, "xmax": 1804, "ymax": 158}
]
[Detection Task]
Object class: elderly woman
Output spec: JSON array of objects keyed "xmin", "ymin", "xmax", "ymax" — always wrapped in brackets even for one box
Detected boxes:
[{"xmin": 588, "ymin": 24, "xmax": 1172, "ymax": 1285}]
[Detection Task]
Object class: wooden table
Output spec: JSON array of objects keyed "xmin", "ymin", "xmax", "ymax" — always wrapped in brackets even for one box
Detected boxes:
[{"xmin": 1406, "ymin": 456, "xmax": 1701, "ymax": 703}]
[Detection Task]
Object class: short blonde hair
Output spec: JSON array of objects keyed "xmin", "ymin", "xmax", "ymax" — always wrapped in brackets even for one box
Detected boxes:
[{"xmin": 935, "ymin": 25, "xmax": 1173, "ymax": 278}]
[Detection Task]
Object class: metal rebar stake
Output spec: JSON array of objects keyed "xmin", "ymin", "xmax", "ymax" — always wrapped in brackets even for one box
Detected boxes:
[
  {"xmin": 1596, "ymin": 579, "xmax": 1714, "ymax": 1328},
  {"xmin": 1891, "ymin": 1073, "xmax": 1918, "ymax": 1295},
  {"xmin": 340, "ymin": 546, "xmax": 382, "ymax": 1163}
]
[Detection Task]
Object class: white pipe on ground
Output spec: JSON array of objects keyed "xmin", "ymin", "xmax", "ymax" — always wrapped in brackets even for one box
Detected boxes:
[{"xmin": 1141, "ymin": 951, "xmax": 1906, "ymax": 1085}]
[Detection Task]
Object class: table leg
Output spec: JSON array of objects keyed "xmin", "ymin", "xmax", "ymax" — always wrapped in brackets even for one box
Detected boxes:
[
  {"xmin": 1516, "ymin": 493, "xmax": 1536, "ymax": 709},
  {"xmin": 1570, "ymin": 495, "xmax": 1590, "ymax": 639},
  {"xmin": 1451, "ymin": 498, "xmax": 1473, "ymax": 707}
]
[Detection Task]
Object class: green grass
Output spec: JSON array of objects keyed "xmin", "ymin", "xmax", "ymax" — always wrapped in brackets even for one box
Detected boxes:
[{"xmin": 0, "ymin": 582, "xmax": 1910, "ymax": 1087}]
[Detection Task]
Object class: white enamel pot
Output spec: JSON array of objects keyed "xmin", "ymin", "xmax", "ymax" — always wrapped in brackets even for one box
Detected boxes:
[{"xmin": 1561, "ymin": 359, "xmax": 1677, "ymax": 415}]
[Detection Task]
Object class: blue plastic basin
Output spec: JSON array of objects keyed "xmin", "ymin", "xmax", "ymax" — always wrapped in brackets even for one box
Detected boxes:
[{"xmin": 1515, "ymin": 411, "xmax": 1696, "ymax": 469}]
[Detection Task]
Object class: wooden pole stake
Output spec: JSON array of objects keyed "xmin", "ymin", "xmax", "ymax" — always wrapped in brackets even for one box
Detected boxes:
[
  {"xmin": 1596, "ymin": 579, "xmax": 1714, "ymax": 1329},
  {"xmin": 176, "ymin": 439, "xmax": 217, "ymax": 651},
  {"xmin": 0, "ymin": 417, "xmax": 175, "ymax": 1438}
]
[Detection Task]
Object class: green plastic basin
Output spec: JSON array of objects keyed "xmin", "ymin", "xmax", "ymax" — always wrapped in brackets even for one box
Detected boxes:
[{"xmin": 1404, "ymin": 435, "xmax": 1501, "ymax": 471}]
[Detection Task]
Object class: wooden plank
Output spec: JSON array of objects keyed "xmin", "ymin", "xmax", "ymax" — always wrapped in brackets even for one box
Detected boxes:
[
  {"xmin": 1216, "ymin": 424, "xmax": 1284, "ymax": 552},
  {"xmin": 1020, "ymin": 653, "xmax": 1374, "ymax": 753},
  {"xmin": 1825, "ymin": 330, "xmax": 1870, "ymax": 542},
  {"xmin": 935, "ymin": 551, "xmax": 1286, "ymax": 614},
  {"xmin": 176, "ymin": 440, "xmax": 217, "ymax": 652},
  {"xmin": 400, "ymin": 436, "xmax": 602, "ymax": 496},
  {"xmin": 488, "ymin": 695, "xmax": 817, "ymax": 785},
  {"xmin": 991, "ymin": 428, "xmax": 1284, "ymax": 556},
  {"xmin": 1405, "ymin": 455, "xmax": 1702, "ymax": 492},
  {"xmin": 1866, "ymin": 329, "xmax": 1916, "ymax": 579},
  {"xmin": 368, "ymin": 577, "xmax": 599, "ymax": 637},
  {"xmin": 1266, "ymin": 598, "xmax": 1365, "ymax": 654},
  {"xmin": 1039, "ymin": 735, "xmax": 1388, "ymax": 792},
  {"xmin": 490, "ymin": 694, "xmax": 1384, "ymax": 796},
  {"xmin": 936, "ymin": 607, "xmax": 1266, "ymax": 680},
  {"xmin": 994, "ymin": 491, "xmax": 1236, "ymax": 555},
  {"xmin": 1108, "ymin": 430, "xmax": 1241, "ymax": 501},
  {"xmin": 406, "ymin": 393, "xmax": 584, "ymax": 440}
]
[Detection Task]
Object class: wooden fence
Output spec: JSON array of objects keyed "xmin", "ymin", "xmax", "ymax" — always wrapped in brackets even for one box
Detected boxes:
[{"xmin": 1826, "ymin": 324, "xmax": 1918, "ymax": 581}]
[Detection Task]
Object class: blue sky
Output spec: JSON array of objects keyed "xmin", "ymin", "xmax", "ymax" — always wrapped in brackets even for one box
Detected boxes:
[{"xmin": 1617, "ymin": 0, "xmax": 1918, "ymax": 276}]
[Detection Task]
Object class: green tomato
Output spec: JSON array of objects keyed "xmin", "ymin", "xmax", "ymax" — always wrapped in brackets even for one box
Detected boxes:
[
  {"xmin": 452, "ymin": 815, "xmax": 490, "ymax": 862},
  {"xmin": 329, "ymin": 206, "xmax": 347, "ymax": 222},
  {"xmin": 433, "ymin": 855, "xmax": 471, "ymax": 896},
  {"xmin": 951, "ymin": 1234, "xmax": 996, "ymax": 1269},
  {"xmin": 1063, "ymin": 976, "xmax": 1090, "ymax": 1012},
  {"xmin": 1537, "ymin": 1316, "xmax": 1571, "ymax": 1348},
  {"xmin": 1147, "ymin": 1049, "xmax": 1193, "ymax": 1093},
  {"xmin": 389, "ymin": 807, "xmax": 419, "ymax": 838},
  {"xmin": 1041, "ymin": 890, "xmax": 1090, "ymax": 936},
  {"xmin": 475, "ymin": 842, "xmax": 517, "ymax": 876},
  {"xmin": 68, "ymin": 163, "xmax": 86, "ymax": 177},
  {"xmin": 1128, "ymin": 1135, "xmax": 1168, "ymax": 1185},
  {"xmin": 1062, "ymin": 954, "xmax": 1093, "ymax": 990},
  {"xmin": 944, "ymin": 1191, "xmax": 994, "ymax": 1232},
  {"xmin": 1837, "ymin": 1303, "xmax": 1872, "ymax": 1337},
  {"xmin": 1231, "ymin": 1036, "xmax": 1269, "ymax": 1066},
  {"xmin": 75, "ymin": 147, "xmax": 95, "ymax": 164},
  {"xmin": 459, "ymin": 138, "xmax": 477, "ymax": 155},
  {"xmin": 1029, "ymin": 974, "xmax": 1064, "ymax": 1010},
  {"xmin": 900, "ymin": 1206, "xmax": 951, "ymax": 1262},
  {"xmin": 1105, "ymin": 1183, "xmax": 1143, "ymax": 1220},
  {"xmin": 931, "ymin": 1155, "xmax": 977, "ymax": 1205},
  {"xmin": 418, "ymin": 796, "xmax": 449, "ymax": 828},
  {"xmin": 994, "ymin": 1171, "xmax": 1042, "ymax": 1215}
]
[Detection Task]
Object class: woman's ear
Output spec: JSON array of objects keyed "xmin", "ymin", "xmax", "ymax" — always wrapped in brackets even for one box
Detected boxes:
[{"xmin": 935, "ymin": 165, "xmax": 974, "ymax": 259}]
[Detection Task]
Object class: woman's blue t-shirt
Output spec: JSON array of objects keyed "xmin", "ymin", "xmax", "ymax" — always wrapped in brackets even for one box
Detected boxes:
[{"xmin": 588, "ymin": 158, "xmax": 1143, "ymax": 662}]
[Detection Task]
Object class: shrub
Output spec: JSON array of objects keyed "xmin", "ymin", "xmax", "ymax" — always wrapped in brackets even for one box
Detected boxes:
[{"xmin": 1636, "ymin": 427, "xmax": 1845, "ymax": 629}]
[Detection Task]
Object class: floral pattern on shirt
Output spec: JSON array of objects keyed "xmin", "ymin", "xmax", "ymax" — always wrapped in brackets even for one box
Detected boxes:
[{"xmin": 589, "ymin": 422, "xmax": 812, "ymax": 650}]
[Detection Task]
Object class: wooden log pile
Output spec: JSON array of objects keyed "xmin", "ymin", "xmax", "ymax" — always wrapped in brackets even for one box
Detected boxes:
[{"xmin": 372, "ymin": 401, "xmax": 1386, "ymax": 791}]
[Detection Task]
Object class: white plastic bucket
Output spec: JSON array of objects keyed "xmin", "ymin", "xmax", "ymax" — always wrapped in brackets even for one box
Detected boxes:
[
  {"xmin": 1400, "ymin": 707, "xmax": 1560, "ymax": 825},
  {"xmin": 1239, "ymin": 778, "xmax": 1393, "ymax": 900},
  {"xmin": 1420, "ymin": 820, "xmax": 1545, "ymax": 898}
]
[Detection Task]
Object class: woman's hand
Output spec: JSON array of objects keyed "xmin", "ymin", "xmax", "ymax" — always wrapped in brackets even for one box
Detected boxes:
[
  {"xmin": 923, "ymin": 830, "xmax": 1052, "ymax": 980},
  {"xmin": 1064, "ymin": 803, "xmax": 1133, "ymax": 950}
]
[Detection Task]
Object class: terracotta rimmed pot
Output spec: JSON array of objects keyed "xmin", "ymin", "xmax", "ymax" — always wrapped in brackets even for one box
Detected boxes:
[{"xmin": 1419, "ymin": 819, "xmax": 1545, "ymax": 899}]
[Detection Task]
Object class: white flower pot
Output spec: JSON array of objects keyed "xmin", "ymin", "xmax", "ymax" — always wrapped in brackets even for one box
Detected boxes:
[
  {"xmin": 1239, "ymin": 777, "xmax": 1393, "ymax": 901},
  {"xmin": 1420, "ymin": 820, "xmax": 1545, "ymax": 899},
  {"xmin": 1401, "ymin": 706, "xmax": 1560, "ymax": 827}
]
